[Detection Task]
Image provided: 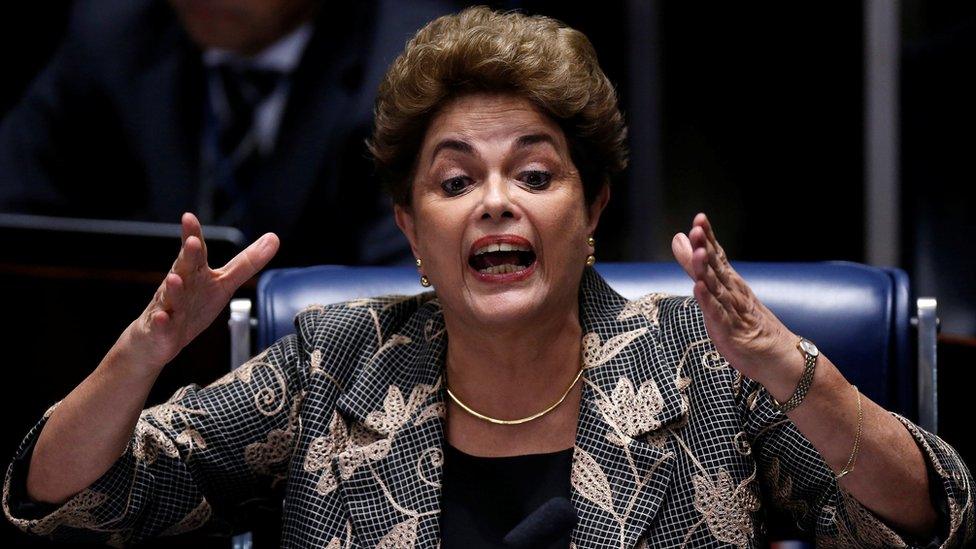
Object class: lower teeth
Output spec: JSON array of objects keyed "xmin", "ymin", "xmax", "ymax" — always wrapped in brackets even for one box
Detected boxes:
[{"xmin": 479, "ymin": 264, "xmax": 526, "ymax": 274}]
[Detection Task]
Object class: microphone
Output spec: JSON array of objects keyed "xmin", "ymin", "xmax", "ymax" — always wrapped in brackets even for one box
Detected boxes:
[{"xmin": 502, "ymin": 497, "xmax": 578, "ymax": 548}]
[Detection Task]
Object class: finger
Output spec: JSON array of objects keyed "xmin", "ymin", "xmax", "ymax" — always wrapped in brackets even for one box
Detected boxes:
[
  {"xmin": 689, "ymin": 222, "xmax": 725, "ymax": 271},
  {"xmin": 173, "ymin": 236, "xmax": 207, "ymax": 277},
  {"xmin": 689, "ymin": 225, "xmax": 730, "ymax": 290},
  {"xmin": 701, "ymin": 229, "xmax": 728, "ymax": 277},
  {"xmin": 671, "ymin": 233, "xmax": 695, "ymax": 278},
  {"xmin": 696, "ymin": 228, "xmax": 745, "ymax": 311},
  {"xmin": 181, "ymin": 213, "xmax": 192, "ymax": 243},
  {"xmin": 142, "ymin": 307, "xmax": 172, "ymax": 335},
  {"xmin": 688, "ymin": 225, "xmax": 730, "ymax": 289},
  {"xmin": 220, "ymin": 233, "xmax": 280, "ymax": 288},
  {"xmin": 688, "ymin": 224, "xmax": 707, "ymax": 253},
  {"xmin": 697, "ymin": 213, "xmax": 722, "ymax": 252},
  {"xmin": 150, "ymin": 309, "xmax": 172, "ymax": 331},
  {"xmin": 171, "ymin": 215, "xmax": 199, "ymax": 273},
  {"xmin": 693, "ymin": 279, "xmax": 729, "ymax": 333},
  {"xmin": 692, "ymin": 247, "xmax": 738, "ymax": 317},
  {"xmin": 691, "ymin": 219, "xmax": 749, "ymax": 306},
  {"xmin": 698, "ymin": 213, "xmax": 751, "ymax": 290},
  {"xmin": 181, "ymin": 212, "xmax": 208, "ymax": 264},
  {"xmin": 158, "ymin": 273, "xmax": 184, "ymax": 313}
]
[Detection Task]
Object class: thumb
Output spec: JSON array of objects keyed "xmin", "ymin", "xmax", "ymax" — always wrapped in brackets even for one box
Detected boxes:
[
  {"xmin": 222, "ymin": 233, "xmax": 280, "ymax": 288},
  {"xmin": 671, "ymin": 232, "xmax": 694, "ymax": 279}
]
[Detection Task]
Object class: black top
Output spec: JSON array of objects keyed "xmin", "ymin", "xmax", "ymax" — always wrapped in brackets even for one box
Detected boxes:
[{"xmin": 439, "ymin": 443, "xmax": 576, "ymax": 548}]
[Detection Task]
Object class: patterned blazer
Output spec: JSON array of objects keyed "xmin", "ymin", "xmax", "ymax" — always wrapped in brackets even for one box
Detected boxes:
[{"xmin": 4, "ymin": 269, "xmax": 974, "ymax": 547}]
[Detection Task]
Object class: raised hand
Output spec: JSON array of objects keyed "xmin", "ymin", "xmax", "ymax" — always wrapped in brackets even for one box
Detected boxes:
[
  {"xmin": 126, "ymin": 213, "xmax": 279, "ymax": 371},
  {"xmin": 671, "ymin": 213, "xmax": 796, "ymax": 382}
]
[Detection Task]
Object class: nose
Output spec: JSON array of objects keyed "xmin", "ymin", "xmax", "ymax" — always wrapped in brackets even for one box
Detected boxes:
[{"xmin": 478, "ymin": 173, "xmax": 516, "ymax": 220}]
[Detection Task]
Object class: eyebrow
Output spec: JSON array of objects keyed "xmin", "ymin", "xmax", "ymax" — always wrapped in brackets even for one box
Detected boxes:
[
  {"xmin": 514, "ymin": 133, "xmax": 558, "ymax": 150},
  {"xmin": 428, "ymin": 133, "xmax": 558, "ymax": 166},
  {"xmin": 429, "ymin": 139, "xmax": 474, "ymax": 165}
]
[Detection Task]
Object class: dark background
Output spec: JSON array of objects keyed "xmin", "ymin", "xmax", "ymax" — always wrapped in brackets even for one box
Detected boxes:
[{"xmin": 1, "ymin": 1, "xmax": 973, "ymax": 547}]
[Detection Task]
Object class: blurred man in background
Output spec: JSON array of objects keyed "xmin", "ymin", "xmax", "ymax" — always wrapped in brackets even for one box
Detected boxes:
[{"xmin": 0, "ymin": 0, "xmax": 453, "ymax": 266}]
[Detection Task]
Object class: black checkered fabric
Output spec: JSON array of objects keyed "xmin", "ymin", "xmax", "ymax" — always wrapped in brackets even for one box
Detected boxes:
[{"xmin": 4, "ymin": 269, "xmax": 973, "ymax": 547}]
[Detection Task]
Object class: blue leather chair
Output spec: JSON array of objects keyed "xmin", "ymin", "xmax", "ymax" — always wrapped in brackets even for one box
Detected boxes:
[
  {"xmin": 231, "ymin": 261, "xmax": 936, "ymax": 426},
  {"xmin": 227, "ymin": 261, "xmax": 938, "ymax": 548}
]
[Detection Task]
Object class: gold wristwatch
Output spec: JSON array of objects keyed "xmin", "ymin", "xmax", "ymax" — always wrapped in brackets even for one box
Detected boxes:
[{"xmin": 770, "ymin": 337, "xmax": 819, "ymax": 413}]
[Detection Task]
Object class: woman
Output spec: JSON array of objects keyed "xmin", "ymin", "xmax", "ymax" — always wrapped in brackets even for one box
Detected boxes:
[{"xmin": 4, "ymin": 6, "xmax": 972, "ymax": 548}]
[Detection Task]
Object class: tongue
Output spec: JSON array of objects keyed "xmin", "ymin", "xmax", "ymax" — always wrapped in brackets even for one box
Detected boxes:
[{"xmin": 482, "ymin": 251, "xmax": 522, "ymax": 267}]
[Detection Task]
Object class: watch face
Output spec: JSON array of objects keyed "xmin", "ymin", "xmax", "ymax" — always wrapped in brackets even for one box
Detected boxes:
[{"xmin": 799, "ymin": 339, "xmax": 819, "ymax": 356}]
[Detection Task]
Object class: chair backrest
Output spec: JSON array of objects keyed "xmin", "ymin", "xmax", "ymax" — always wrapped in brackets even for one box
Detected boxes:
[{"xmin": 254, "ymin": 261, "xmax": 916, "ymax": 419}]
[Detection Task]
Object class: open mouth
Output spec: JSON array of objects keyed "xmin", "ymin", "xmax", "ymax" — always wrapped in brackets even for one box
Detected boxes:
[{"xmin": 468, "ymin": 236, "xmax": 537, "ymax": 276}]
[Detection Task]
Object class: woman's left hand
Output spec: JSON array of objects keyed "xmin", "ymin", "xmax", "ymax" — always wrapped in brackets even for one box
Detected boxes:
[{"xmin": 671, "ymin": 213, "xmax": 798, "ymax": 382}]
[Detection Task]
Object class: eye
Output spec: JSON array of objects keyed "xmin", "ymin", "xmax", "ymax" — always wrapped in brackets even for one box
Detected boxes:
[
  {"xmin": 518, "ymin": 170, "xmax": 552, "ymax": 190},
  {"xmin": 440, "ymin": 175, "xmax": 473, "ymax": 196}
]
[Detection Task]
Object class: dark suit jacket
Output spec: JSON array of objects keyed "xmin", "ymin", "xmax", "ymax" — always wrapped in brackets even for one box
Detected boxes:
[
  {"xmin": 0, "ymin": 0, "xmax": 452, "ymax": 266},
  {"xmin": 4, "ymin": 269, "xmax": 972, "ymax": 547}
]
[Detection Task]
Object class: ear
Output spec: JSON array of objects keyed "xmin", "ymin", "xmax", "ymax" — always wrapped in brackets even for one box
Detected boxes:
[
  {"xmin": 394, "ymin": 203, "xmax": 421, "ymax": 259},
  {"xmin": 584, "ymin": 183, "xmax": 611, "ymax": 236}
]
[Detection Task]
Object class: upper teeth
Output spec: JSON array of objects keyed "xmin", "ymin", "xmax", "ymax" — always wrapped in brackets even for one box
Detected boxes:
[{"xmin": 473, "ymin": 242, "xmax": 531, "ymax": 256}]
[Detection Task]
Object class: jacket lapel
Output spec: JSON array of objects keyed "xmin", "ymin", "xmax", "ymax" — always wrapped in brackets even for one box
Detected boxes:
[
  {"xmin": 333, "ymin": 296, "xmax": 448, "ymax": 548},
  {"xmin": 569, "ymin": 269, "xmax": 686, "ymax": 548},
  {"xmin": 330, "ymin": 270, "xmax": 687, "ymax": 548}
]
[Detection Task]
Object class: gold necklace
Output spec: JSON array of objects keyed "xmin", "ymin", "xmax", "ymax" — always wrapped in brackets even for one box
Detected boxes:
[{"xmin": 445, "ymin": 363, "xmax": 585, "ymax": 425}]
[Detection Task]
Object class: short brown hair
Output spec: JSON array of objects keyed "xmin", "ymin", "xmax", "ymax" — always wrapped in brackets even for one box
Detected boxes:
[{"xmin": 368, "ymin": 6, "xmax": 628, "ymax": 206}]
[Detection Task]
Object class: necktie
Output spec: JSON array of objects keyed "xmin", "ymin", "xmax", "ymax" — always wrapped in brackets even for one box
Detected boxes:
[{"xmin": 211, "ymin": 65, "xmax": 282, "ymax": 226}]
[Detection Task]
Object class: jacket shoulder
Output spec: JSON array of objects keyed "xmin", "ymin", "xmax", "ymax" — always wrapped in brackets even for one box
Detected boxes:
[
  {"xmin": 617, "ymin": 292, "xmax": 709, "ymax": 341},
  {"xmin": 290, "ymin": 293, "xmax": 439, "ymax": 397},
  {"xmin": 293, "ymin": 293, "xmax": 438, "ymax": 362},
  {"xmin": 658, "ymin": 294, "xmax": 724, "ymax": 355}
]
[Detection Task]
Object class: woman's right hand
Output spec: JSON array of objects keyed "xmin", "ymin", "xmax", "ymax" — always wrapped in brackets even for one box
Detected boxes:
[
  {"xmin": 123, "ymin": 213, "xmax": 279, "ymax": 372},
  {"xmin": 26, "ymin": 214, "xmax": 278, "ymax": 505}
]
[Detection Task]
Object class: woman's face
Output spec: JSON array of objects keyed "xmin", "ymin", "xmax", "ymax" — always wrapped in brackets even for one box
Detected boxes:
[{"xmin": 395, "ymin": 93, "xmax": 609, "ymax": 329}]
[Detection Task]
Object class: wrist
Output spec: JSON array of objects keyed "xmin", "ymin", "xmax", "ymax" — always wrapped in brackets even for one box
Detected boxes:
[
  {"xmin": 760, "ymin": 334, "xmax": 811, "ymax": 408},
  {"xmin": 750, "ymin": 329, "xmax": 799, "ymax": 383},
  {"xmin": 104, "ymin": 323, "xmax": 168, "ymax": 382}
]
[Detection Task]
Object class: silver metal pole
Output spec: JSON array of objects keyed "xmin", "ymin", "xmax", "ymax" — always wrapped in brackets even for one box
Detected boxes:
[
  {"xmin": 229, "ymin": 298, "xmax": 253, "ymax": 371},
  {"xmin": 916, "ymin": 297, "xmax": 939, "ymax": 434},
  {"xmin": 864, "ymin": 0, "xmax": 901, "ymax": 267}
]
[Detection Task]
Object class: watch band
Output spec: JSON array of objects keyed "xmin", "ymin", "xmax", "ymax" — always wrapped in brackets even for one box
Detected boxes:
[{"xmin": 770, "ymin": 338, "xmax": 819, "ymax": 413}]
